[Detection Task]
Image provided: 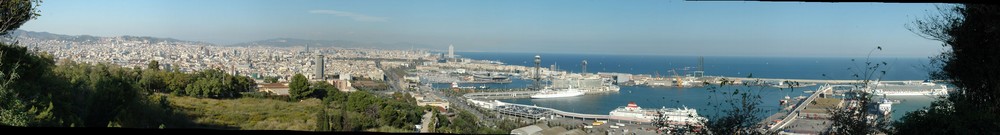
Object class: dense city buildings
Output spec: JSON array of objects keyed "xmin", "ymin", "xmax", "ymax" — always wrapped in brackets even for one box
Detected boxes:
[{"xmin": 11, "ymin": 31, "xmax": 434, "ymax": 83}]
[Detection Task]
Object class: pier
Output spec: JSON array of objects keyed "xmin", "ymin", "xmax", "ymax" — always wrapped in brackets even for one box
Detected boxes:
[
  {"xmin": 717, "ymin": 76, "xmax": 934, "ymax": 84},
  {"xmin": 765, "ymin": 84, "xmax": 837, "ymax": 132},
  {"xmin": 462, "ymin": 90, "xmax": 538, "ymax": 99},
  {"xmin": 472, "ymin": 99, "xmax": 654, "ymax": 124}
]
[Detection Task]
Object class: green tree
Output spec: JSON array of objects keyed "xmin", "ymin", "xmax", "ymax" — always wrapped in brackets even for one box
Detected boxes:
[
  {"xmin": 0, "ymin": 0, "xmax": 42, "ymax": 126},
  {"xmin": 0, "ymin": 0, "xmax": 40, "ymax": 36},
  {"xmin": 346, "ymin": 91, "xmax": 380, "ymax": 112},
  {"xmin": 177, "ymin": 69, "xmax": 247, "ymax": 98},
  {"xmin": 138, "ymin": 66, "xmax": 164, "ymax": 93},
  {"xmin": 311, "ymin": 81, "xmax": 331, "ymax": 99},
  {"xmin": 0, "ymin": 51, "xmax": 29, "ymax": 126},
  {"xmin": 264, "ymin": 76, "xmax": 279, "ymax": 83},
  {"xmin": 164, "ymin": 71, "xmax": 191, "ymax": 96},
  {"xmin": 434, "ymin": 110, "xmax": 450, "ymax": 132},
  {"xmin": 288, "ymin": 73, "xmax": 311, "ymax": 101},
  {"xmin": 895, "ymin": 4, "xmax": 1000, "ymax": 134},
  {"xmin": 0, "ymin": 0, "xmax": 196, "ymax": 127},
  {"xmin": 146, "ymin": 60, "xmax": 159, "ymax": 71},
  {"xmin": 315, "ymin": 108, "xmax": 330, "ymax": 131}
]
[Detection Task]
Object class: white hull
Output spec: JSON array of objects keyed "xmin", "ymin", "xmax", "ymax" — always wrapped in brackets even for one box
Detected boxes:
[
  {"xmin": 532, "ymin": 86, "xmax": 587, "ymax": 99},
  {"xmin": 531, "ymin": 91, "xmax": 585, "ymax": 99},
  {"xmin": 609, "ymin": 102, "xmax": 705, "ymax": 125},
  {"xmin": 871, "ymin": 81, "xmax": 949, "ymax": 96}
]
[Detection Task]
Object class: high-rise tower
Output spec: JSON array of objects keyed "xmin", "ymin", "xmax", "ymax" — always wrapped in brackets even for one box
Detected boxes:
[
  {"xmin": 534, "ymin": 55, "xmax": 541, "ymax": 90},
  {"xmin": 448, "ymin": 44, "xmax": 455, "ymax": 59},
  {"xmin": 314, "ymin": 54, "xmax": 325, "ymax": 80},
  {"xmin": 582, "ymin": 60, "xmax": 588, "ymax": 74}
]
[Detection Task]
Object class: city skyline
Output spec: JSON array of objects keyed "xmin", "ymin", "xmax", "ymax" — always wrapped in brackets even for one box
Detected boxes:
[{"xmin": 20, "ymin": 0, "xmax": 944, "ymax": 57}]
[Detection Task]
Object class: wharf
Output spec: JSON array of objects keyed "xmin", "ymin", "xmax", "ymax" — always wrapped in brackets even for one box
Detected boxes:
[{"xmin": 718, "ymin": 76, "xmax": 933, "ymax": 84}]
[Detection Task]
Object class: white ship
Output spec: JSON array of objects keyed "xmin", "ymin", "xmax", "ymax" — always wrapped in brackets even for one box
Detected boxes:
[
  {"xmin": 609, "ymin": 102, "xmax": 706, "ymax": 125},
  {"xmin": 609, "ymin": 101, "xmax": 659, "ymax": 120},
  {"xmin": 550, "ymin": 74, "xmax": 620, "ymax": 93},
  {"xmin": 878, "ymin": 97, "xmax": 892, "ymax": 116},
  {"xmin": 871, "ymin": 81, "xmax": 948, "ymax": 96},
  {"xmin": 608, "ymin": 85, "xmax": 620, "ymax": 91},
  {"xmin": 530, "ymin": 86, "xmax": 585, "ymax": 99},
  {"xmin": 657, "ymin": 106, "xmax": 705, "ymax": 125}
]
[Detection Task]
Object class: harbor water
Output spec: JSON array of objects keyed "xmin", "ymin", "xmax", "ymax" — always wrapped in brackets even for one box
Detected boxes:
[{"xmin": 443, "ymin": 52, "xmax": 937, "ymax": 121}]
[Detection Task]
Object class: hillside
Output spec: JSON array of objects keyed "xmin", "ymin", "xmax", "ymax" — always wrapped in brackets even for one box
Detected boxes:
[
  {"xmin": 8, "ymin": 30, "xmax": 213, "ymax": 45},
  {"xmin": 8, "ymin": 30, "xmax": 439, "ymax": 50}
]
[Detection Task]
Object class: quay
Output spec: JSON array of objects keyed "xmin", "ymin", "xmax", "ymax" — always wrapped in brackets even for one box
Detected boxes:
[
  {"xmin": 462, "ymin": 90, "xmax": 538, "ymax": 99},
  {"xmin": 716, "ymin": 76, "xmax": 936, "ymax": 84},
  {"xmin": 767, "ymin": 85, "xmax": 832, "ymax": 131},
  {"xmin": 465, "ymin": 99, "xmax": 653, "ymax": 124}
]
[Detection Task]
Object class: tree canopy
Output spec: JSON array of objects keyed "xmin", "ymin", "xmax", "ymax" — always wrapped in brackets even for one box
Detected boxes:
[
  {"xmin": 289, "ymin": 73, "xmax": 311, "ymax": 101},
  {"xmin": 895, "ymin": 4, "xmax": 1000, "ymax": 134},
  {"xmin": 0, "ymin": 0, "xmax": 39, "ymax": 35}
]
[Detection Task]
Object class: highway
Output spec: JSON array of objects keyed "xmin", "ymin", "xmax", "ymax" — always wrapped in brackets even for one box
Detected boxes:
[{"xmin": 419, "ymin": 83, "xmax": 498, "ymax": 128}]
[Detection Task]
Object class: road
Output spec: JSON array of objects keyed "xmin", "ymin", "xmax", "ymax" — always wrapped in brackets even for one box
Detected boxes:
[
  {"xmin": 382, "ymin": 61, "xmax": 502, "ymax": 131},
  {"xmin": 420, "ymin": 110, "xmax": 432, "ymax": 133},
  {"xmin": 769, "ymin": 85, "xmax": 833, "ymax": 131},
  {"xmin": 420, "ymin": 83, "xmax": 498, "ymax": 128}
]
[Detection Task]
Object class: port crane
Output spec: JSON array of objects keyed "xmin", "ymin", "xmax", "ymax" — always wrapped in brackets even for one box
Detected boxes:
[{"xmin": 669, "ymin": 69, "xmax": 683, "ymax": 87}]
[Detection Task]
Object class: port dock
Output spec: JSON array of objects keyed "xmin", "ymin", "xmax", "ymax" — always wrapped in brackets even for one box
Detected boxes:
[
  {"xmin": 762, "ymin": 84, "xmax": 839, "ymax": 133},
  {"xmin": 469, "ymin": 99, "xmax": 654, "ymax": 124},
  {"xmin": 462, "ymin": 90, "xmax": 539, "ymax": 99},
  {"xmin": 718, "ymin": 76, "xmax": 936, "ymax": 84}
]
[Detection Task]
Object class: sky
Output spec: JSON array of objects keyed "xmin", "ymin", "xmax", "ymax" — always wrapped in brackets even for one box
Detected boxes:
[{"xmin": 20, "ymin": 0, "xmax": 948, "ymax": 57}]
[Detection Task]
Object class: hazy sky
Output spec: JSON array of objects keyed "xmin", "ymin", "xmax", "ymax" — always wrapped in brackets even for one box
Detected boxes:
[{"xmin": 20, "ymin": 0, "xmax": 947, "ymax": 57}]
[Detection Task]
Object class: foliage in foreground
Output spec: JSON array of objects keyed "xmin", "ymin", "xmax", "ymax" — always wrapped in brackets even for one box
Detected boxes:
[
  {"xmin": 0, "ymin": 42, "xmax": 192, "ymax": 127},
  {"xmin": 894, "ymin": 4, "xmax": 1000, "ymax": 135}
]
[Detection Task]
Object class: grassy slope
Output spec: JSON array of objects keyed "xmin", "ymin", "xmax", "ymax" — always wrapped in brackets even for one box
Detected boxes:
[{"xmin": 167, "ymin": 94, "xmax": 321, "ymax": 131}]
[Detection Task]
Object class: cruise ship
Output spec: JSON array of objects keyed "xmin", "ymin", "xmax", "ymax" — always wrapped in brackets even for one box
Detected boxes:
[
  {"xmin": 871, "ymin": 81, "xmax": 949, "ymax": 96},
  {"xmin": 550, "ymin": 75, "xmax": 620, "ymax": 94},
  {"xmin": 530, "ymin": 86, "xmax": 585, "ymax": 99},
  {"xmin": 609, "ymin": 102, "xmax": 705, "ymax": 125}
]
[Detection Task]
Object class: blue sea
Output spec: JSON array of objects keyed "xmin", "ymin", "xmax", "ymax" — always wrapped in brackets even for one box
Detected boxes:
[{"xmin": 441, "ymin": 52, "xmax": 937, "ymax": 121}]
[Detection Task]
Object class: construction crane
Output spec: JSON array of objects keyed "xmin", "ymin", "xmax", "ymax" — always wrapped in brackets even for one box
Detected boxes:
[{"xmin": 669, "ymin": 69, "xmax": 683, "ymax": 87}]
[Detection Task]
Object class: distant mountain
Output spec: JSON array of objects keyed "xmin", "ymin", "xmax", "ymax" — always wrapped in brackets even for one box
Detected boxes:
[
  {"xmin": 8, "ymin": 30, "xmax": 440, "ymax": 50},
  {"xmin": 229, "ymin": 38, "xmax": 438, "ymax": 50},
  {"xmin": 8, "ymin": 30, "xmax": 213, "ymax": 45}
]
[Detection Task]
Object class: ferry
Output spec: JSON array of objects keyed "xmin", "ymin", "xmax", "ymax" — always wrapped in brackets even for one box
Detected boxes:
[{"xmin": 609, "ymin": 101, "xmax": 706, "ymax": 125}]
